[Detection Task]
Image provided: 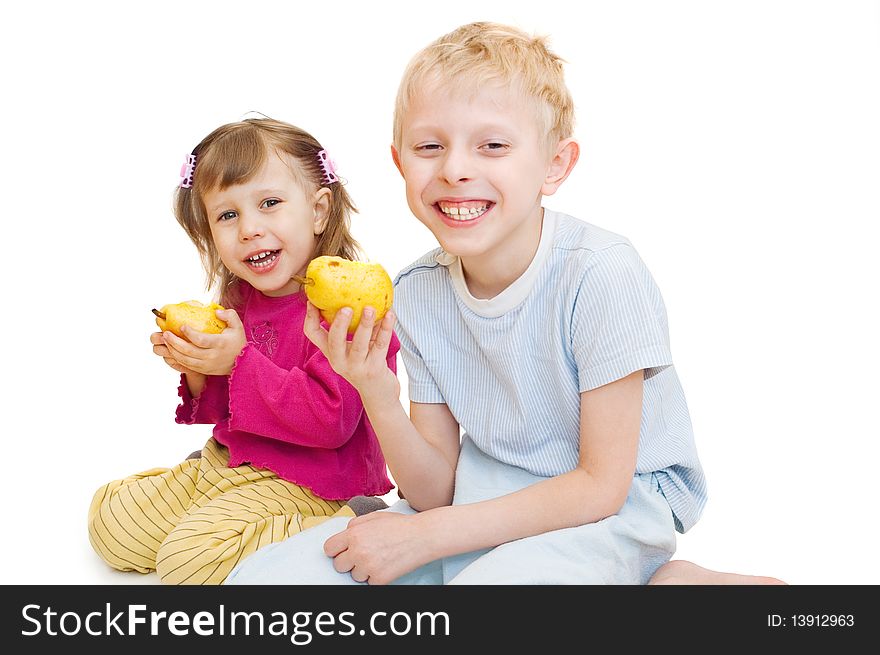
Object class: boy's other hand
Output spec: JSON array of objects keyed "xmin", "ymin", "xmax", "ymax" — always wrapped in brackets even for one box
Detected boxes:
[{"xmin": 323, "ymin": 511, "xmax": 431, "ymax": 585}]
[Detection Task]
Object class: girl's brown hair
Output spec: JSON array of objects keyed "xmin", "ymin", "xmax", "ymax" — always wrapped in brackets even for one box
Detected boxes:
[{"xmin": 173, "ymin": 117, "xmax": 360, "ymax": 308}]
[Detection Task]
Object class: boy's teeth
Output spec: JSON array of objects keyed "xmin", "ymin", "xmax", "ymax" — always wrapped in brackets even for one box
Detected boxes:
[{"xmin": 438, "ymin": 204, "xmax": 489, "ymax": 220}]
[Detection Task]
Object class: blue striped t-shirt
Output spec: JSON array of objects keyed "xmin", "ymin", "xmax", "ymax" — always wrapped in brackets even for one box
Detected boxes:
[{"xmin": 392, "ymin": 209, "xmax": 706, "ymax": 532}]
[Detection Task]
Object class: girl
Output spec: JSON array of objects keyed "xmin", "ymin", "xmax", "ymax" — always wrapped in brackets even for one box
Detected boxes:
[{"xmin": 88, "ymin": 117, "xmax": 397, "ymax": 585}]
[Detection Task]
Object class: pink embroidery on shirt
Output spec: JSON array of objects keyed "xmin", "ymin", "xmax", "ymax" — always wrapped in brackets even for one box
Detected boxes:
[{"xmin": 251, "ymin": 321, "xmax": 278, "ymax": 357}]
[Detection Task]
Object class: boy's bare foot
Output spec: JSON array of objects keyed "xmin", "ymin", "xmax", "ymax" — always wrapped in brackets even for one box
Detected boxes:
[{"xmin": 648, "ymin": 560, "xmax": 788, "ymax": 585}]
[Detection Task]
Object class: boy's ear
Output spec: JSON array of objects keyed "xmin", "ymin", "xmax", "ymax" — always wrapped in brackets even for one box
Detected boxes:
[
  {"xmin": 541, "ymin": 138, "xmax": 580, "ymax": 196},
  {"xmin": 391, "ymin": 144, "xmax": 405, "ymax": 178},
  {"xmin": 313, "ymin": 187, "xmax": 332, "ymax": 235}
]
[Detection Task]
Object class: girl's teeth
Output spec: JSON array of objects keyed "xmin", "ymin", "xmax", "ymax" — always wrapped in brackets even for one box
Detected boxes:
[{"xmin": 247, "ymin": 251, "xmax": 278, "ymax": 267}]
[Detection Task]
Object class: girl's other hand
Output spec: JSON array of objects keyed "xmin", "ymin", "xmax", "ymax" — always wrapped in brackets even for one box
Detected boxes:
[
  {"xmin": 150, "ymin": 331, "xmax": 200, "ymax": 376},
  {"xmin": 160, "ymin": 308, "xmax": 247, "ymax": 376},
  {"xmin": 303, "ymin": 301, "xmax": 399, "ymax": 406}
]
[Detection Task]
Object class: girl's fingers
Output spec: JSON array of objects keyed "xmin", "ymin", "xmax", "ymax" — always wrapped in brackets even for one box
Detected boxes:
[
  {"xmin": 217, "ymin": 308, "xmax": 243, "ymax": 330},
  {"xmin": 162, "ymin": 330, "xmax": 200, "ymax": 358},
  {"xmin": 180, "ymin": 324, "xmax": 215, "ymax": 348}
]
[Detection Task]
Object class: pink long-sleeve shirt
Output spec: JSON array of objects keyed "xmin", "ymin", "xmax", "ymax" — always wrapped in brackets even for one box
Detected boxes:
[{"xmin": 175, "ymin": 282, "xmax": 396, "ymax": 500}]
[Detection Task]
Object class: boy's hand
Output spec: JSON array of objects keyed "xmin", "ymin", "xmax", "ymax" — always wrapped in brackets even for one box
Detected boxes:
[
  {"xmin": 323, "ymin": 512, "xmax": 432, "ymax": 585},
  {"xmin": 157, "ymin": 308, "xmax": 247, "ymax": 376},
  {"xmin": 303, "ymin": 302, "xmax": 400, "ymax": 407}
]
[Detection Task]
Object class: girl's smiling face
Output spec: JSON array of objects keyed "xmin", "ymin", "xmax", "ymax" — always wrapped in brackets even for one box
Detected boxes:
[{"xmin": 203, "ymin": 152, "xmax": 330, "ymax": 297}]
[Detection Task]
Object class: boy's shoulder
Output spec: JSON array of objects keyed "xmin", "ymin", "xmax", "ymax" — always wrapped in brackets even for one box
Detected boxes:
[
  {"xmin": 393, "ymin": 247, "xmax": 449, "ymax": 288},
  {"xmin": 549, "ymin": 209, "xmax": 633, "ymax": 256}
]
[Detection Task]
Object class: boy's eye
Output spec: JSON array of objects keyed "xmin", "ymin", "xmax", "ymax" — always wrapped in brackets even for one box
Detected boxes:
[
  {"xmin": 481, "ymin": 142, "xmax": 510, "ymax": 152},
  {"xmin": 262, "ymin": 198, "xmax": 281, "ymax": 209},
  {"xmin": 415, "ymin": 143, "xmax": 443, "ymax": 152}
]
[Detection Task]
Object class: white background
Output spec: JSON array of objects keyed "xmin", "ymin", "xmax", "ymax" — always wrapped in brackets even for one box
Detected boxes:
[{"xmin": 1, "ymin": 0, "xmax": 877, "ymax": 585}]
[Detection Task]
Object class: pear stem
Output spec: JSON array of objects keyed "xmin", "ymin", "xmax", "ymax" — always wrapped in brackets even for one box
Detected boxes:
[
  {"xmin": 292, "ymin": 275, "xmax": 314, "ymax": 286},
  {"xmin": 151, "ymin": 309, "xmax": 166, "ymax": 320}
]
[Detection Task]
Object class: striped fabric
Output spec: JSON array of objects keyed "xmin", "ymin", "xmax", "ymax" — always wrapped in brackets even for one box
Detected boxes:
[
  {"xmin": 88, "ymin": 438, "xmax": 352, "ymax": 584},
  {"xmin": 392, "ymin": 209, "xmax": 707, "ymax": 533}
]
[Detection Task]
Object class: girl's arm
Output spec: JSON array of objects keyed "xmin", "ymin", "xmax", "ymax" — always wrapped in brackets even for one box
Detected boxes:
[
  {"xmin": 162, "ymin": 309, "xmax": 371, "ymax": 448},
  {"xmin": 324, "ymin": 369, "xmax": 643, "ymax": 584}
]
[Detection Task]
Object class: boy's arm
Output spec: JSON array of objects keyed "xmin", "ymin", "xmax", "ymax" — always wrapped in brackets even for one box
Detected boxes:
[
  {"xmin": 327, "ymin": 369, "xmax": 643, "ymax": 584},
  {"xmin": 412, "ymin": 369, "xmax": 643, "ymax": 560},
  {"xmin": 364, "ymin": 399, "xmax": 461, "ymax": 511},
  {"xmin": 305, "ymin": 302, "xmax": 461, "ymax": 508}
]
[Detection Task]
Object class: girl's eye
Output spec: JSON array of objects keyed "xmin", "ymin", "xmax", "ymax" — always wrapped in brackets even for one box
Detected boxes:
[
  {"xmin": 482, "ymin": 142, "xmax": 509, "ymax": 152},
  {"xmin": 218, "ymin": 211, "xmax": 237, "ymax": 222},
  {"xmin": 262, "ymin": 198, "xmax": 281, "ymax": 209},
  {"xmin": 416, "ymin": 143, "xmax": 443, "ymax": 152}
]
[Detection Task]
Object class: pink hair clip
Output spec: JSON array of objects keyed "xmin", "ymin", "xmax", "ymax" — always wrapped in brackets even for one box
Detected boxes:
[
  {"xmin": 317, "ymin": 150, "xmax": 338, "ymax": 185},
  {"xmin": 179, "ymin": 153, "xmax": 197, "ymax": 189}
]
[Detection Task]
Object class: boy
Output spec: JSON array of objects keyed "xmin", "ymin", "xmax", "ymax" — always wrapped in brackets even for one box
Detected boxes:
[{"xmin": 227, "ymin": 22, "xmax": 784, "ymax": 585}]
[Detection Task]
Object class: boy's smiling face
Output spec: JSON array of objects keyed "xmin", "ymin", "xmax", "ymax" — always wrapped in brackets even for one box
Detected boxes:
[{"xmin": 393, "ymin": 82, "xmax": 569, "ymax": 267}]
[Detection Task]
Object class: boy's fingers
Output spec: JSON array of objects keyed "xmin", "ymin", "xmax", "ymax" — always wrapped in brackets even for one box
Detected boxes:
[
  {"xmin": 326, "ymin": 307, "xmax": 353, "ymax": 362},
  {"xmin": 303, "ymin": 302, "xmax": 328, "ymax": 350},
  {"xmin": 350, "ymin": 307, "xmax": 376, "ymax": 360},
  {"xmin": 323, "ymin": 529, "xmax": 349, "ymax": 558},
  {"xmin": 368, "ymin": 311, "xmax": 396, "ymax": 363}
]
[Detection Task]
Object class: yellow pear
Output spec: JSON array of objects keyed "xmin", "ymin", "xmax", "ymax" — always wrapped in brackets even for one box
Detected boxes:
[
  {"xmin": 298, "ymin": 256, "xmax": 393, "ymax": 333},
  {"xmin": 152, "ymin": 300, "xmax": 227, "ymax": 340}
]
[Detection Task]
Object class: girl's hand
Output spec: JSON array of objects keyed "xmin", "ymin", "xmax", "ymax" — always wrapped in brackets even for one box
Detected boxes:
[
  {"xmin": 150, "ymin": 331, "xmax": 201, "ymax": 376},
  {"xmin": 303, "ymin": 302, "xmax": 399, "ymax": 407},
  {"xmin": 159, "ymin": 308, "xmax": 247, "ymax": 376},
  {"xmin": 323, "ymin": 511, "xmax": 433, "ymax": 585}
]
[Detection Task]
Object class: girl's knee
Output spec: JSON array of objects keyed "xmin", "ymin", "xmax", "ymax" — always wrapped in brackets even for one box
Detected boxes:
[{"xmin": 155, "ymin": 527, "xmax": 246, "ymax": 585}]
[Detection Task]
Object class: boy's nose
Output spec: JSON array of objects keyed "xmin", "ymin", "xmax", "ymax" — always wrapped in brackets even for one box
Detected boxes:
[{"xmin": 439, "ymin": 149, "xmax": 474, "ymax": 184}]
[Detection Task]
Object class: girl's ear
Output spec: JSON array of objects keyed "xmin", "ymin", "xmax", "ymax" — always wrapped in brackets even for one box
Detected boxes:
[
  {"xmin": 541, "ymin": 138, "xmax": 580, "ymax": 196},
  {"xmin": 313, "ymin": 187, "xmax": 332, "ymax": 235}
]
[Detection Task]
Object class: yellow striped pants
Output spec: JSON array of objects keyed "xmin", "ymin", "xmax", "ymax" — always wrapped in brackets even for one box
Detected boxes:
[{"xmin": 87, "ymin": 438, "xmax": 354, "ymax": 585}]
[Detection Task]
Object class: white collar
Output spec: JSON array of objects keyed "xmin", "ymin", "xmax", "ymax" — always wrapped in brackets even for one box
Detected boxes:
[{"xmin": 434, "ymin": 209, "xmax": 559, "ymax": 318}]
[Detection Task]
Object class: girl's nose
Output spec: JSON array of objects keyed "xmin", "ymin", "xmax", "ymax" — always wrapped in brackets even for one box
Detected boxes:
[{"xmin": 238, "ymin": 212, "xmax": 265, "ymax": 241}]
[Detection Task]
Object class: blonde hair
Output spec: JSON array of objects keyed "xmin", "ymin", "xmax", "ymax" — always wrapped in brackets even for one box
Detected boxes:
[
  {"xmin": 173, "ymin": 117, "xmax": 360, "ymax": 308},
  {"xmin": 393, "ymin": 22, "xmax": 575, "ymax": 150}
]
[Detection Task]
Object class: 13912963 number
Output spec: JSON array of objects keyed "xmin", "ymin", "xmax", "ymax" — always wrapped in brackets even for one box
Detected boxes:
[{"xmin": 790, "ymin": 614, "xmax": 854, "ymax": 627}]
